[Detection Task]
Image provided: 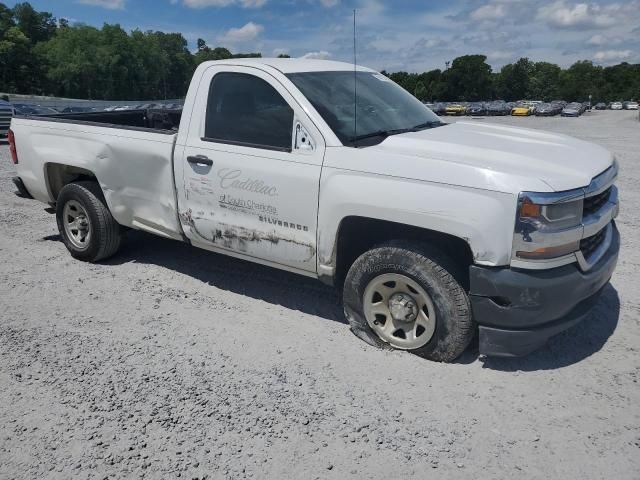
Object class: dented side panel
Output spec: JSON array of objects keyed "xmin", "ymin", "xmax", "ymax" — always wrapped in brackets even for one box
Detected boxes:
[
  {"xmin": 11, "ymin": 118, "xmax": 183, "ymax": 240},
  {"xmin": 177, "ymin": 153, "xmax": 321, "ymax": 271}
]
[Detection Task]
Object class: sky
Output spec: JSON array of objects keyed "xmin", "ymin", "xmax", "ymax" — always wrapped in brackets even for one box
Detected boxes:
[{"xmin": 15, "ymin": 0, "xmax": 640, "ymax": 72}]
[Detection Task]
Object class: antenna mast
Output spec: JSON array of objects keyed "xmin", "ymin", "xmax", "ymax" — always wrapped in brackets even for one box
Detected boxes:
[{"xmin": 353, "ymin": 9, "xmax": 357, "ymax": 140}]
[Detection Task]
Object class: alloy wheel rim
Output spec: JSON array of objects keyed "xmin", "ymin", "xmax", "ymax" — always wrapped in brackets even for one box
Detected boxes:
[{"xmin": 363, "ymin": 273, "xmax": 436, "ymax": 350}]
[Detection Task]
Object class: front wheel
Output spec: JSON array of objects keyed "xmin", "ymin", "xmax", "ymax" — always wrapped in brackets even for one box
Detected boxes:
[
  {"xmin": 56, "ymin": 181, "xmax": 122, "ymax": 262},
  {"xmin": 343, "ymin": 242, "xmax": 474, "ymax": 362}
]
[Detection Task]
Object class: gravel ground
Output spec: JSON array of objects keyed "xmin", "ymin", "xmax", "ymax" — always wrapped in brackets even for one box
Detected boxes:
[{"xmin": 1, "ymin": 110, "xmax": 639, "ymax": 480}]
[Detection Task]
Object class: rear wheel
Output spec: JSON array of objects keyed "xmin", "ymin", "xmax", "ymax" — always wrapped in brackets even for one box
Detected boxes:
[
  {"xmin": 56, "ymin": 181, "xmax": 122, "ymax": 262},
  {"xmin": 343, "ymin": 241, "xmax": 474, "ymax": 362}
]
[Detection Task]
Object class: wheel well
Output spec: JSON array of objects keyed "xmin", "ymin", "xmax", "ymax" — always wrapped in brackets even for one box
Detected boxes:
[
  {"xmin": 46, "ymin": 163, "xmax": 97, "ymax": 201},
  {"xmin": 333, "ymin": 216, "xmax": 474, "ymax": 288}
]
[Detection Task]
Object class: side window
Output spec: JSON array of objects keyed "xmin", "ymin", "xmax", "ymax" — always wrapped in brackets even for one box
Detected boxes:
[{"xmin": 205, "ymin": 72, "xmax": 294, "ymax": 151}]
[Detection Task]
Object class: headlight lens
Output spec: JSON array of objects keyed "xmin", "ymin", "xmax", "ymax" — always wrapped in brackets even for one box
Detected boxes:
[
  {"xmin": 514, "ymin": 191, "xmax": 584, "ymax": 261},
  {"xmin": 519, "ymin": 197, "xmax": 583, "ymax": 231}
]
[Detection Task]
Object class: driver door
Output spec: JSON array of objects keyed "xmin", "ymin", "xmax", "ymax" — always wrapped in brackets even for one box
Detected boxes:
[{"xmin": 176, "ymin": 65, "xmax": 325, "ymax": 274}]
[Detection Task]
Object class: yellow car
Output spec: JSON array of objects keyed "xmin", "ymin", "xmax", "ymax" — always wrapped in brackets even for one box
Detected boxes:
[
  {"xmin": 445, "ymin": 104, "xmax": 467, "ymax": 116},
  {"xmin": 511, "ymin": 105, "xmax": 532, "ymax": 116}
]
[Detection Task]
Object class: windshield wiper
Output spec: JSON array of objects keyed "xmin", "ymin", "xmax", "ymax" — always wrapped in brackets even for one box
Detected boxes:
[
  {"xmin": 348, "ymin": 128, "xmax": 413, "ymax": 143},
  {"xmin": 348, "ymin": 121, "xmax": 446, "ymax": 145},
  {"xmin": 410, "ymin": 120, "xmax": 445, "ymax": 130}
]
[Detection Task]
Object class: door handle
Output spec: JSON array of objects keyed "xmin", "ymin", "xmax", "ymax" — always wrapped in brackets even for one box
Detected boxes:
[{"xmin": 187, "ymin": 155, "xmax": 213, "ymax": 167}]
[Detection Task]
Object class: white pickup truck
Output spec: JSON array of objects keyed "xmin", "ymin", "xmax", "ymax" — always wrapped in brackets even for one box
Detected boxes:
[{"xmin": 8, "ymin": 59, "xmax": 620, "ymax": 361}]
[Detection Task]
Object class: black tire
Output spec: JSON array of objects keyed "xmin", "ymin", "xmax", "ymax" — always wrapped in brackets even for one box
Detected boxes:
[
  {"xmin": 343, "ymin": 241, "xmax": 473, "ymax": 362},
  {"xmin": 55, "ymin": 181, "xmax": 122, "ymax": 262}
]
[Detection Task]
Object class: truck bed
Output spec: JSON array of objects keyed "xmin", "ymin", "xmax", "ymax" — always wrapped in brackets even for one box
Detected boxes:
[
  {"xmin": 11, "ymin": 111, "xmax": 184, "ymax": 241},
  {"xmin": 19, "ymin": 108, "xmax": 182, "ymax": 133}
]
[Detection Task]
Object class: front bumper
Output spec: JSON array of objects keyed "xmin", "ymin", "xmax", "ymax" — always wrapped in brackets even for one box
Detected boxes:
[{"xmin": 470, "ymin": 224, "xmax": 619, "ymax": 357}]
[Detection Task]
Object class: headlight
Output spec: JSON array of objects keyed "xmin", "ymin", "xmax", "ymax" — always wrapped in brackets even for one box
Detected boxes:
[
  {"xmin": 513, "ymin": 190, "xmax": 584, "ymax": 261},
  {"xmin": 519, "ymin": 197, "xmax": 583, "ymax": 231}
]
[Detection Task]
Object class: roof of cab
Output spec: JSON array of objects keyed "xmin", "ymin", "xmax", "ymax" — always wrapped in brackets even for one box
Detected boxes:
[{"xmin": 199, "ymin": 58, "xmax": 376, "ymax": 74}]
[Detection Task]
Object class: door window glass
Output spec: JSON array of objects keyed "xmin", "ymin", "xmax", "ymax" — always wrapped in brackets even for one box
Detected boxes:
[{"xmin": 205, "ymin": 72, "xmax": 294, "ymax": 151}]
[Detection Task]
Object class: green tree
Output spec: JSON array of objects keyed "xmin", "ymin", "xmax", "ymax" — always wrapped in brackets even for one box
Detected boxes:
[
  {"xmin": 0, "ymin": 3, "xmax": 15, "ymax": 35},
  {"xmin": 445, "ymin": 55, "xmax": 492, "ymax": 101},
  {"xmin": 497, "ymin": 57, "xmax": 534, "ymax": 100},
  {"xmin": 600, "ymin": 62, "xmax": 640, "ymax": 101},
  {"xmin": 414, "ymin": 81, "xmax": 427, "ymax": 101},
  {"xmin": 193, "ymin": 39, "xmax": 231, "ymax": 65},
  {"xmin": 527, "ymin": 62, "xmax": 562, "ymax": 100},
  {"xmin": 0, "ymin": 25, "xmax": 30, "ymax": 91},
  {"xmin": 12, "ymin": 2, "xmax": 56, "ymax": 43},
  {"xmin": 35, "ymin": 24, "xmax": 102, "ymax": 98},
  {"xmin": 559, "ymin": 60, "xmax": 603, "ymax": 102}
]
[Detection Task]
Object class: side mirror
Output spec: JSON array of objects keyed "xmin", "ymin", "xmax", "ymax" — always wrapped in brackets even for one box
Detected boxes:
[{"xmin": 294, "ymin": 122, "xmax": 315, "ymax": 152}]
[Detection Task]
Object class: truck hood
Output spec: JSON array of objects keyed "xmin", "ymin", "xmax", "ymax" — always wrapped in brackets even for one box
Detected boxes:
[{"xmin": 371, "ymin": 121, "xmax": 613, "ymax": 192}]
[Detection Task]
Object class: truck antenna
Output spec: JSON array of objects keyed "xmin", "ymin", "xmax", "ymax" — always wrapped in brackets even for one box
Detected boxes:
[{"xmin": 353, "ymin": 9, "xmax": 357, "ymax": 141}]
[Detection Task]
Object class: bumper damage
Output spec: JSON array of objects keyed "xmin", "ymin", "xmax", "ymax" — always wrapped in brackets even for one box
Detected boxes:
[{"xmin": 470, "ymin": 223, "xmax": 620, "ymax": 357}]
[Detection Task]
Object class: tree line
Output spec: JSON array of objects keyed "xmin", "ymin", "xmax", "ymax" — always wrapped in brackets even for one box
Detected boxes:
[
  {"xmin": 1, "ymin": 2, "xmax": 638, "ymax": 102},
  {"xmin": 384, "ymin": 55, "xmax": 640, "ymax": 103}
]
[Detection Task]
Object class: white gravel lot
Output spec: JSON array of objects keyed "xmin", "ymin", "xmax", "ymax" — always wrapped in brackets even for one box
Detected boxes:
[{"xmin": 1, "ymin": 110, "xmax": 639, "ymax": 480}]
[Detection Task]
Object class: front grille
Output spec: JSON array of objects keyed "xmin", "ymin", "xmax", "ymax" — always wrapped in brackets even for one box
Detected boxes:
[
  {"xmin": 583, "ymin": 187, "xmax": 611, "ymax": 217},
  {"xmin": 580, "ymin": 227, "xmax": 607, "ymax": 259}
]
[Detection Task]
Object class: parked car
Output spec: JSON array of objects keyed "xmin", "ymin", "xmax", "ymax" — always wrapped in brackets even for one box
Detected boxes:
[
  {"xmin": 429, "ymin": 102, "xmax": 446, "ymax": 115},
  {"xmin": 561, "ymin": 102, "xmax": 584, "ymax": 117},
  {"xmin": 8, "ymin": 58, "xmax": 620, "ymax": 361},
  {"xmin": 594, "ymin": 102, "xmax": 607, "ymax": 110},
  {"xmin": 444, "ymin": 103, "xmax": 467, "ymax": 116},
  {"xmin": 511, "ymin": 103, "xmax": 532, "ymax": 116},
  {"xmin": 466, "ymin": 102, "xmax": 487, "ymax": 116},
  {"xmin": 610, "ymin": 101, "xmax": 623, "ymax": 110},
  {"xmin": 0, "ymin": 100, "xmax": 12, "ymax": 138},
  {"xmin": 623, "ymin": 101, "xmax": 639, "ymax": 110},
  {"xmin": 487, "ymin": 101, "xmax": 510, "ymax": 116},
  {"xmin": 535, "ymin": 103, "xmax": 562, "ymax": 116}
]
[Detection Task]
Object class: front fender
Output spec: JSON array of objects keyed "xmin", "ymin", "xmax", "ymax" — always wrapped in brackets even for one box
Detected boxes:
[{"xmin": 317, "ymin": 168, "xmax": 517, "ymax": 273}]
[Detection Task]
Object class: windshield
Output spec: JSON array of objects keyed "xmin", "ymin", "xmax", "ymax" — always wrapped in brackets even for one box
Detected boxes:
[{"xmin": 286, "ymin": 71, "xmax": 443, "ymax": 147}]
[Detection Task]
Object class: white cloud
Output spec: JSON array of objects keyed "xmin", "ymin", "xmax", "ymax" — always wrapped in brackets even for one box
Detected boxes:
[
  {"xmin": 181, "ymin": 0, "xmax": 266, "ymax": 8},
  {"xmin": 77, "ymin": 0, "xmax": 124, "ymax": 9},
  {"xmin": 537, "ymin": 1, "xmax": 640, "ymax": 29},
  {"xmin": 219, "ymin": 22, "xmax": 264, "ymax": 43},
  {"xmin": 301, "ymin": 51, "xmax": 331, "ymax": 60},
  {"xmin": 486, "ymin": 50, "xmax": 515, "ymax": 62},
  {"xmin": 593, "ymin": 49, "xmax": 633, "ymax": 61},
  {"xmin": 470, "ymin": 3, "xmax": 506, "ymax": 21},
  {"xmin": 587, "ymin": 34, "xmax": 606, "ymax": 46},
  {"xmin": 587, "ymin": 34, "xmax": 627, "ymax": 47},
  {"xmin": 319, "ymin": 0, "xmax": 339, "ymax": 6}
]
